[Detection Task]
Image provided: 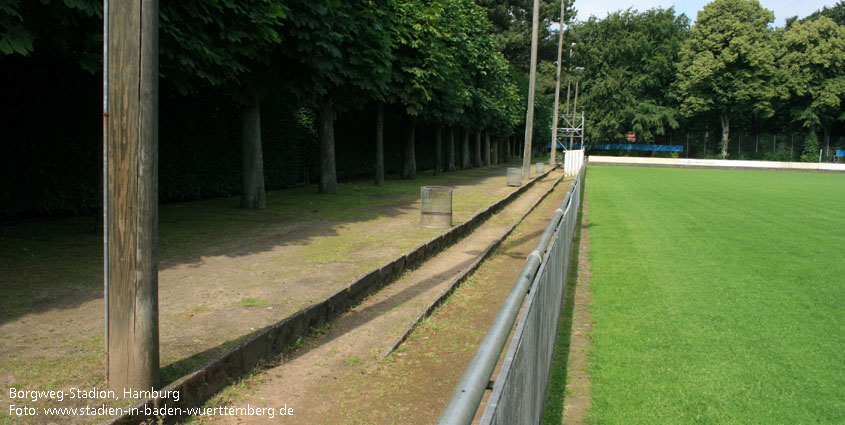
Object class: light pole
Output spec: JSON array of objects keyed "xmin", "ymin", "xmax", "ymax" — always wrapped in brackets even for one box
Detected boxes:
[
  {"xmin": 549, "ymin": 0, "xmax": 568, "ymax": 166},
  {"xmin": 521, "ymin": 0, "xmax": 541, "ymax": 181},
  {"xmin": 565, "ymin": 43, "xmax": 575, "ymax": 149},
  {"xmin": 567, "ymin": 65, "xmax": 584, "ymax": 150}
]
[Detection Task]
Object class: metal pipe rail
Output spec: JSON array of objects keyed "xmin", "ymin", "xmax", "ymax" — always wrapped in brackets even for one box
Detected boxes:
[{"xmin": 437, "ymin": 165, "xmax": 584, "ymax": 425}]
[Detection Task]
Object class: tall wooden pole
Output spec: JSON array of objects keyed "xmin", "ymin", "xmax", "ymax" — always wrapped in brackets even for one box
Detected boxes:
[
  {"xmin": 105, "ymin": 0, "xmax": 160, "ymax": 390},
  {"xmin": 522, "ymin": 0, "xmax": 540, "ymax": 180},
  {"xmin": 550, "ymin": 0, "xmax": 566, "ymax": 166}
]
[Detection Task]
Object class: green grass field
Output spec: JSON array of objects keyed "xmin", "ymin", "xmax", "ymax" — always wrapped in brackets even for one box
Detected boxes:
[{"xmin": 585, "ymin": 166, "xmax": 845, "ymax": 424}]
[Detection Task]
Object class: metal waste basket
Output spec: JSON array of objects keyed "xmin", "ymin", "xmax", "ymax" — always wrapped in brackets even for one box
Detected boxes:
[
  {"xmin": 420, "ymin": 186, "xmax": 453, "ymax": 228},
  {"xmin": 535, "ymin": 162, "xmax": 545, "ymax": 174},
  {"xmin": 507, "ymin": 167, "xmax": 522, "ymax": 187}
]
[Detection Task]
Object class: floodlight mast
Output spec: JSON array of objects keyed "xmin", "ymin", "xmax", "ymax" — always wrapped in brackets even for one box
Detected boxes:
[
  {"xmin": 549, "ymin": 0, "xmax": 568, "ymax": 166},
  {"xmin": 521, "ymin": 0, "xmax": 540, "ymax": 181}
]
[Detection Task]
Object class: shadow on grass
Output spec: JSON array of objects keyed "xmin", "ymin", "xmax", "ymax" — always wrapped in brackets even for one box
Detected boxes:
[
  {"xmin": 161, "ymin": 183, "xmax": 527, "ymax": 387},
  {"xmin": 0, "ymin": 166, "xmax": 522, "ymax": 326},
  {"xmin": 541, "ymin": 179, "xmax": 586, "ymax": 425}
]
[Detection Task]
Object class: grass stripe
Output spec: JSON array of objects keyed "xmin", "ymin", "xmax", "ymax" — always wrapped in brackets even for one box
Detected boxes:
[{"xmin": 587, "ymin": 166, "xmax": 845, "ymax": 425}]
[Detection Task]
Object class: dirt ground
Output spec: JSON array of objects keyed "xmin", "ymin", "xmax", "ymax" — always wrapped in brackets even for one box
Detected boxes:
[
  {"xmin": 180, "ymin": 169, "xmax": 574, "ymax": 425},
  {"xmin": 0, "ymin": 164, "xmax": 546, "ymax": 424}
]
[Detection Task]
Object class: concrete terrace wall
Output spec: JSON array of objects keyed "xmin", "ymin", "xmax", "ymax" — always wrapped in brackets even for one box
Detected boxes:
[{"xmin": 588, "ymin": 156, "xmax": 845, "ymax": 173}]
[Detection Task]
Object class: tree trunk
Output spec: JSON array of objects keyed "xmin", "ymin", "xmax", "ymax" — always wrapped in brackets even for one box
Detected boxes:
[
  {"xmin": 435, "ymin": 125, "xmax": 443, "ymax": 175},
  {"xmin": 492, "ymin": 137, "xmax": 499, "ymax": 165},
  {"xmin": 824, "ymin": 126, "xmax": 831, "ymax": 158},
  {"xmin": 374, "ymin": 102, "xmax": 385, "ymax": 186},
  {"xmin": 240, "ymin": 95, "xmax": 265, "ymax": 209},
  {"xmin": 719, "ymin": 112, "xmax": 729, "ymax": 159},
  {"xmin": 105, "ymin": 0, "xmax": 160, "ymax": 390},
  {"xmin": 462, "ymin": 129, "xmax": 471, "ymax": 169},
  {"xmin": 303, "ymin": 125, "xmax": 310, "ymax": 186},
  {"xmin": 446, "ymin": 127, "xmax": 456, "ymax": 172},
  {"xmin": 483, "ymin": 131, "xmax": 491, "ymax": 166},
  {"xmin": 473, "ymin": 131, "xmax": 482, "ymax": 167},
  {"xmin": 506, "ymin": 137, "xmax": 512, "ymax": 162},
  {"xmin": 402, "ymin": 116, "xmax": 416, "ymax": 179},
  {"xmin": 318, "ymin": 95, "xmax": 338, "ymax": 194}
]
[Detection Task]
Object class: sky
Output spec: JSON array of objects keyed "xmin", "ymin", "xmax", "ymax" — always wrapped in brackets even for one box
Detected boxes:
[{"xmin": 573, "ymin": 0, "xmax": 840, "ymax": 26}]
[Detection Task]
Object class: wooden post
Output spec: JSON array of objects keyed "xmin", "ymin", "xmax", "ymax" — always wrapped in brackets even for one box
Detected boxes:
[
  {"xmin": 522, "ymin": 0, "xmax": 540, "ymax": 180},
  {"xmin": 105, "ymin": 0, "xmax": 160, "ymax": 390}
]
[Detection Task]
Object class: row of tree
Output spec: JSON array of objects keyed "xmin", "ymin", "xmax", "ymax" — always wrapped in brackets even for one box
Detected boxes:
[
  {"xmin": 1, "ymin": 0, "xmax": 552, "ymax": 212},
  {"xmin": 560, "ymin": 0, "xmax": 844, "ymax": 161}
]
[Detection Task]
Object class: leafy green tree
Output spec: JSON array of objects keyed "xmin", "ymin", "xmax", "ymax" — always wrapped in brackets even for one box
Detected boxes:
[
  {"xmin": 2, "ymin": 0, "xmax": 287, "ymax": 209},
  {"xmin": 474, "ymin": 0, "xmax": 573, "ymax": 71},
  {"xmin": 570, "ymin": 8, "xmax": 688, "ymax": 144},
  {"xmin": 0, "ymin": 0, "xmax": 101, "ymax": 73},
  {"xmin": 780, "ymin": 16, "xmax": 845, "ymax": 159},
  {"xmin": 438, "ymin": 0, "xmax": 523, "ymax": 158},
  {"xmin": 0, "ymin": 0, "xmax": 100, "ymax": 58},
  {"xmin": 276, "ymin": 0, "xmax": 393, "ymax": 193},
  {"xmin": 802, "ymin": 1, "xmax": 845, "ymax": 26},
  {"xmin": 420, "ymin": 0, "xmax": 478, "ymax": 175},
  {"xmin": 389, "ymin": 0, "xmax": 454, "ymax": 179},
  {"xmin": 675, "ymin": 0, "xmax": 779, "ymax": 158},
  {"xmin": 159, "ymin": 0, "xmax": 287, "ymax": 208}
]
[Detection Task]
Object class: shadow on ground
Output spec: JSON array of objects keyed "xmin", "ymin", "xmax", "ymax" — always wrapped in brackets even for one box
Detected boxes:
[{"xmin": 0, "ymin": 167, "xmax": 513, "ymax": 326}]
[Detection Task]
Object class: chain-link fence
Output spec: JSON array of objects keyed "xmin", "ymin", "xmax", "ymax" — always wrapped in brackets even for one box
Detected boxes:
[{"xmin": 437, "ymin": 163, "xmax": 585, "ymax": 425}]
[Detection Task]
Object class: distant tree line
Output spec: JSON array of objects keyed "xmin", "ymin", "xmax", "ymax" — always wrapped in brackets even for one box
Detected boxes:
[{"xmin": 566, "ymin": 0, "xmax": 845, "ymax": 161}]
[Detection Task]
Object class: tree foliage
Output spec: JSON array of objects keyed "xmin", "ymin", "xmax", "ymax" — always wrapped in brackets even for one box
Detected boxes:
[
  {"xmin": 0, "ymin": 0, "xmax": 100, "ymax": 72},
  {"xmin": 474, "ymin": 0, "xmax": 574, "ymax": 70},
  {"xmin": 675, "ymin": 0, "xmax": 779, "ymax": 119},
  {"xmin": 801, "ymin": 0, "xmax": 845, "ymax": 26},
  {"xmin": 570, "ymin": 8, "xmax": 688, "ymax": 143},
  {"xmin": 674, "ymin": 0, "xmax": 779, "ymax": 156},
  {"xmin": 780, "ymin": 16, "xmax": 845, "ymax": 133},
  {"xmin": 390, "ymin": 0, "xmax": 450, "ymax": 117},
  {"xmin": 159, "ymin": 0, "xmax": 287, "ymax": 94}
]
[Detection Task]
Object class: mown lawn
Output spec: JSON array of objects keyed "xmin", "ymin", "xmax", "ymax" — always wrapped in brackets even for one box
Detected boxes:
[{"xmin": 585, "ymin": 166, "xmax": 845, "ymax": 424}]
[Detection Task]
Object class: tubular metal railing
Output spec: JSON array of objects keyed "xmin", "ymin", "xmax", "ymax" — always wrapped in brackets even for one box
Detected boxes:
[{"xmin": 437, "ymin": 163, "xmax": 585, "ymax": 425}]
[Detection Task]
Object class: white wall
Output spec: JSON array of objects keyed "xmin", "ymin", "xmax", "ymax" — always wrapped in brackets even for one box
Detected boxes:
[{"xmin": 588, "ymin": 156, "xmax": 845, "ymax": 172}]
